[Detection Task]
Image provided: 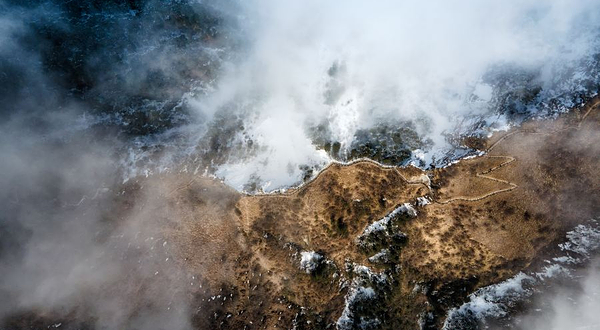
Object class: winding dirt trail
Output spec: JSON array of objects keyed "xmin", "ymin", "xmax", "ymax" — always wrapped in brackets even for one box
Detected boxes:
[
  {"xmin": 245, "ymin": 157, "xmax": 431, "ymax": 198},
  {"xmin": 436, "ymin": 96, "xmax": 600, "ymax": 204},
  {"xmin": 435, "ymin": 154, "xmax": 517, "ymax": 204},
  {"xmin": 210, "ymin": 97, "xmax": 600, "ymax": 206}
]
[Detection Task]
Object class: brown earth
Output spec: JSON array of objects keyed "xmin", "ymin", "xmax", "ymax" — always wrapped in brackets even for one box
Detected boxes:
[
  {"xmin": 155, "ymin": 97, "xmax": 600, "ymax": 329},
  {"xmin": 5, "ymin": 98, "xmax": 600, "ymax": 329}
]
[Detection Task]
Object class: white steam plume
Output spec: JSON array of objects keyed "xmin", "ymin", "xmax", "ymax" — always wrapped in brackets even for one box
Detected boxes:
[{"xmin": 189, "ymin": 0, "xmax": 600, "ymax": 191}]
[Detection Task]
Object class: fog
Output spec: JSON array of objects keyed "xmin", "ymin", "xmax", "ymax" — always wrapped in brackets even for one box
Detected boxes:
[
  {"xmin": 186, "ymin": 0, "xmax": 600, "ymax": 191},
  {"xmin": 1, "ymin": 0, "xmax": 600, "ymax": 329},
  {"xmin": 0, "ymin": 1, "xmax": 227, "ymax": 329},
  {"xmin": 519, "ymin": 260, "xmax": 600, "ymax": 330}
]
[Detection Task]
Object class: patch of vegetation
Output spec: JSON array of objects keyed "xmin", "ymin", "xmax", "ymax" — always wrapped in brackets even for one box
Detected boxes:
[{"xmin": 309, "ymin": 121, "xmax": 432, "ymax": 165}]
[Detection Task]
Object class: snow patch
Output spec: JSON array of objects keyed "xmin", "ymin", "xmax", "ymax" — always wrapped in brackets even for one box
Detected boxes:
[
  {"xmin": 416, "ymin": 196, "xmax": 431, "ymax": 206},
  {"xmin": 443, "ymin": 273, "xmax": 534, "ymax": 329},
  {"xmin": 368, "ymin": 249, "xmax": 389, "ymax": 264},
  {"xmin": 336, "ymin": 285, "xmax": 377, "ymax": 330},
  {"xmin": 299, "ymin": 251, "xmax": 323, "ymax": 274},
  {"xmin": 559, "ymin": 220, "xmax": 600, "ymax": 258},
  {"xmin": 361, "ymin": 203, "xmax": 416, "ymax": 237}
]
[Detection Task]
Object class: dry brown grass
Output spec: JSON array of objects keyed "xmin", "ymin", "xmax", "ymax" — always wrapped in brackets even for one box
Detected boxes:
[{"xmin": 110, "ymin": 97, "xmax": 600, "ymax": 329}]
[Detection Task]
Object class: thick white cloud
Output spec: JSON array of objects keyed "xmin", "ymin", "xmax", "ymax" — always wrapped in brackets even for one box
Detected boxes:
[{"xmin": 193, "ymin": 0, "xmax": 600, "ymax": 191}]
